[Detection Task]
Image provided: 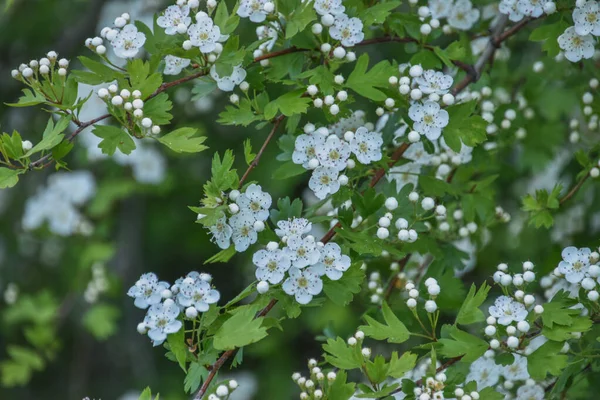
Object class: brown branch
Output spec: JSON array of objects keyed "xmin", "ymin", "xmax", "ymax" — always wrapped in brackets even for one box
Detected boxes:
[
  {"xmin": 383, "ymin": 254, "xmax": 411, "ymax": 301},
  {"xmin": 238, "ymin": 115, "xmax": 286, "ymax": 187},
  {"xmin": 253, "ymin": 47, "xmax": 309, "ymax": 63},
  {"xmin": 559, "ymin": 174, "xmax": 590, "ymax": 205}
]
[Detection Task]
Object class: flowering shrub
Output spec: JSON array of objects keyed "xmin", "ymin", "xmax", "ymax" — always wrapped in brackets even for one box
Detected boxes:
[{"xmin": 2, "ymin": 0, "xmax": 600, "ymax": 399}]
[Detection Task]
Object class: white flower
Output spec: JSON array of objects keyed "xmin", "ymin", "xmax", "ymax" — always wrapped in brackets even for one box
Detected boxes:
[
  {"xmin": 187, "ymin": 15, "xmax": 221, "ymax": 53},
  {"xmin": 409, "ymin": 101, "xmax": 449, "ymax": 141},
  {"xmin": 516, "ymin": 384, "xmax": 544, "ymax": 400},
  {"xmin": 329, "ymin": 110, "xmax": 366, "ymax": 137},
  {"xmin": 210, "ymin": 64, "xmax": 247, "ymax": 91},
  {"xmin": 236, "ymin": 183, "xmax": 272, "ymax": 221},
  {"xmin": 111, "ymin": 24, "xmax": 146, "ymax": 58},
  {"xmin": 440, "ymin": 137, "xmax": 473, "ymax": 164},
  {"xmin": 517, "ymin": 0, "xmax": 548, "ymax": 18},
  {"xmin": 143, "ymin": 301, "xmax": 182, "ymax": 346},
  {"xmin": 275, "ymin": 217, "xmax": 312, "ymax": 238},
  {"xmin": 573, "ymin": 1, "xmax": 600, "ymax": 36},
  {"xmin": 447, "ymin": 0, "xmax": 480, "ymax": 31},
  {"xmin": 558, "ymin": 26, "xmax": 595, "ymax": 62},
  {"xmin": 164, "ymin": 55, "xmax": 191, "ymax": 75},
  {"xmin": 315, "ymin": 243, "xmax": 350, "ymax": 280},
  {"xmin": 558, "ymin": 246, "xmax": 591, "ymax": 283},
  {"xmin": 256, "ymin": 23, "xmax": 278, "ymax": 51},
  {"xmin": 429, "ymin": 0, "xmax": 454, "ymax": 19},
  {"xmin": 157, "ymin": 5, "xmax": 191, "ymax": 35},
  {"xmin": 317, "ymin": 136, "xmax": 351, "ymax": 171},
  {"xmin": 414, "ymin": 70, "xmax": 453, "ymax": 95},
  {"xmin": 502, "ymin": 354, "xmax": 530, "ymax": 381},
  {"xmin": 488, "ymin": 295, "xmax": 528, "ymax": 325},
  {"xmin": 127, "ymin": 273, "xmax": 170, "ymax": 309},
  {"xmin": 293, "ymin": 133, "xmax": 326, "ymax": 168},
  {"xmin": 177, "ymin": 276, "xmax": 220, "ymax": 311},
  {"xmin": 253, "ymin": 248, "xmax": 291, "ymax": 284},
  {"xmin": 499, "ymin": 0, "xmax": 525, "ymax": 22},
  {"xmin": 387, "ymin": 162, "xmax": 421, "ymax": 191},
  {"xmin": 329, "ymin": 14, "xmax": 365, "ymax": 47},
  {"xmin": 309, "ymin": 167, "xmax": 341, "ymax": 199},
  {"xmin": 349, "ymin": 127, "xmax": 383, "ymax": 164},
  {"xmin": 314, "ymin": 0, "xmax": 345, "ymax": 16},
  {"xmin": 237, "ymin": 0, "xmax": 269, "ymax": 23},
  {"xmin": 284, "ymin": 235, "xmax": 321, "ymax": 268},
  {"xmin": 209, "ymin": 215, "xmax": 233, "ymax": 249},
  {"xmin": 466, "ymin": 356, "xmax": 501, "ymax": 390},
  {"xmin": 403, "ymin": 142, "xmax": 434, "ymax": 165},
  {"xmin": 230, "ymin": 211, "xmax": 258, "ymax": 251},
  {"xmin": 282, "ymin": 266, "xmax": 325, "ymax": 304}
]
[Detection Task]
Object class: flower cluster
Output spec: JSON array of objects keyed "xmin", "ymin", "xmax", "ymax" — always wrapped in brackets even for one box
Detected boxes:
[
  {"xmin": 540, "ymin": 246, "xmax": 600, "ymax": 301},
  {"xmin": 405, "ymin": 277, "xmax": 441, "ymax": 313},
  {"xmin": 10, "ymin": 52, "xmax": 69, "ymax": 82},
  {"xmin": 237, "ymin": 0, "xmax": 273, "ymax": 23},
  {"xmin": 366, "ymin": 271, "xmax": 385, "ymax": 304},
  {"xmin": 427, "ymin": 0, "xmax": 480, "ymax": 31},
  {"xmin": 129, "ymin": 271, "xmax": 220, "ymax": 345},
  {"xmin": 292, "ymin": 122, "xmax": 382, "ymax": 200},
  {"xmin": 87, "ymin": 13, "xmax": 146, "ymax": 58},
  {"xmin": 555, "ymin": 1, "xmax": 599, "ymax": 62},
  {"xmin": 206, "ymin": 184, "xmax": 272, "ymax": 252},
  {"xmin": 206, "ymin": 380, "xmax": 239, "ymax": 400},
  {"xmin": 312, "ymin": 0, "xmax": 364, "ymax": 54},
  {"xmin": 305, "ymin": 80, "xmax": 349, "ymax": 116},
  {"xmin": 412, "ymin": 372, "xmax": 449, "ymax": 400},
  {"xmin": 97, "ymin": 84, "xmax": 162, "ymax": 136},
  {"xmin": 22, "ymin": 171, "xmax": 96, "ymax": 236},
  {"xmin": 291, "ymin": 357, "xmax": 339, "ymax": 400},
  {"xmin": 499, "ymin": 0, "xmax": 556, "ymax": 23},
  {"xmin": 84, "ymin": 263, "xmax": 109, "ymax": 304}
]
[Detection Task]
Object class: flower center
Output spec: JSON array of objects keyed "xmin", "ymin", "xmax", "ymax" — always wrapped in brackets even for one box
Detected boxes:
[
  {"xmin": 320, "ymin": 175, "xmax": 330, "ymax": 184},
  {"xmin": 573, "ymin": 261, "xmax": 583, "ymax": 270},
  {"xmin": 144, "ymin": 288, "xmax": 153, "ymax": 297},
  {"xmin": 200, "ymin": 32, "xmax": 209, "ymax": 40},
  {"xmin": 251, "ymin": 201, "xmax": 261, "ymax": 211},
  {"xmin": 324, "ymin": 256, "xmax": 334, "ymax": 266},
  {"xmin": 359, "ymin": 142, "xmax": 368, "ymax": 152},
  {"xmin": 329, "ymin": 150, "xmax": 340, "ymax": 160},
  {"xmin": 157, "ymin": 318, "xmax": 167, "ymax": 328},
  {"xmin": 267, "ymin": 260, "xmax": 277, "ymax": 271},
  {"xmin": 587, "ymin": 13, "xmax": 598, "ymax": 23},
  {"xmin": 424, "ymin": 115, "xmax": 434, "ymax": 124},
  {"xmin": 297, "ymin": 277, "xmax": 308, "ymax": 288},
  {"xmin": 297, "ymin": 247, "xmax": 306, "ymax": 257}
]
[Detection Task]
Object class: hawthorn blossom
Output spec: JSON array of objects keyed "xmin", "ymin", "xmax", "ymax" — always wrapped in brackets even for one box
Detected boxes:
[
  {"xmin": 409, "ymin": 101, "xmax": 449, "ymax": 141},
  {"xmin": 163, "ymin": 55, "xmax": 191, "ymax": 75},
  {"xmin": 447, "ymin": 0, "xmax": 480, "ymax": 31},
  {"xmin": 210, "ymin": 64, "xmax": 247, "ymax": 91},
  {"xmin": 557, "ymin": 246, "xmax": 591, "ymax": 283},
  {"xmin": 256, "ymin": 23, "xmax": 278, "ymax": 51},
  {"xmin": 329, "ymin": 110, "xmax": 366, "ymax": 137},
  {"xmin": 499, "ymin": 0, "xmax": 525, "ymax": 22},
  {"xmin": 317, "ymin": 136, "xmax": 351, "ymax": 171},
  {"xmin": 502, "ymin": 354, "xmax": 530, "ymax": 381},
  {"xmin": 275, "ymin": 217, "xmax": 312, "ymax": 238},
  {"xmin": 230, "ymin": 212, "xmax": 258, "ymax": 251},
  {"xmin": 315, "ymin": 243, "xmax": 351, "ymax": 280},
  {"xmin": 282, "ymin": 266, "xmax": 325, "ymax": 304},
  {"xmin": 403, "ymin": 142, "xmax": 434, "ymax": 165},
  {"xmin": 429, "ymin": 0, "xmax": 453, "ymax": 19},
  {"xmin": 127, "ymin": 273, "xmax": 169, "ymax": 309},
  {"xmin": 573, "ymin": 1, "xmax": 600, "ymax": 36},
  {"xmin": 558, "ymin": 27, "xmax": 595, "ymax": 62},
  {"xmin": 516, "ymin": 384, "xmax": 545, "ymax": 400},
  {"xmin": 329, "ymin": 14, "xmax": 364, "ymax": 47},
  {"xmin": 236, "ymin": 183, "xmax": 272, "ymax": 221},
  {"xmin": 314, "ymin": 0, "xmax": 345, "ymax": 16},
  {"xmin": 387, "ymin": 162, "xmax": 421, "ymax": 191},
  {"xmin": 253, "ymin": 248, "xmax": 291, "ymax": 284},
  {"xmin": 293, "ymin": 133, "xmax": 326, "ymax": 168},
  {"xmin": 157, "ymin": 5, "xmax": 191, "ymax": 35},
  {"xmin": 237, "ymin": 0, "xmax": 269, "ymax": 23},
  {"xmin": 488, "ymin": 295, "xmax": 528, "ymax": 325},
  {"xmin": 187, "ymin": 15, "xmax": 221, "ymax": 53},
  {"xmin": 143, "ymin": 300, "xmax": 182, "ymax": 346},
  {"xmin": 284, "ymin": 235, "xmax": 321, "ymax": 268},
  {"xmin": 177, "ymin": 277, "xmax": 220, "ymax": 311},
  {"xmin": 466, "ymin": 356, "xmax": 501, "ymax": 390},
  {"xmin": 349, "ymin": 127, "xmax": 383, "ymax": 164},
  {"xmin": 517, "ymin": 0, "xmax": 548, "ymax": 18},
  {"xmin": 309, "ymin": 167, "xmax": 340, "ymax": 199},
  {"xmin": 414, "ymin": 70, "xmax": 453, "ymax": 95},
  {"xmin": 209, "ymin": 215, "xmax": 233, "ymax": 249},
  {"xmin": 111, "ymin": 24, "xmax": 146, "ymax": 58}
]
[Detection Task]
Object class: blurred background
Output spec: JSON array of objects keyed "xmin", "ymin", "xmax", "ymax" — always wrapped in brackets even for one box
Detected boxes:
[{"xmin": 1, "ymin": 0, "xmax": 599, "ymax": 399}]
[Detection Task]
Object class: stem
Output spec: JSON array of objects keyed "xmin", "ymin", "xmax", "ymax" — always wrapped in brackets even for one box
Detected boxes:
[{"xmin": 559, "ymin": 174, "xmax": 589, "ymax": 205}]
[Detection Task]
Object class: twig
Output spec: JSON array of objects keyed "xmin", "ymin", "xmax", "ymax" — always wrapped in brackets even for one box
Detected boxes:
[
  {"xmin": 559, "ymin": 174, "xmax": 589, "ymax": 205},
  {"xmin": 383, "ymin": 254, "xmax": 411, "ymax": 301},
  {"xmin": 238, "ymin": 115, "xmax": 286, "ymax": 187}
]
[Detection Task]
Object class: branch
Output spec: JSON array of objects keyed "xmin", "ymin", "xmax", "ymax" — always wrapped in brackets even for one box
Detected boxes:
[
  {"xmin": 238, "ymin": 115, "xmax": 286, "ymax": 188},
  {"xmin": 559, "ymin": 174, "xmax": 590, "ymax": 205}
]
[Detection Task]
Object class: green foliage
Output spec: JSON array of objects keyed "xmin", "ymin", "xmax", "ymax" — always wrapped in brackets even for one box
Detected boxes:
[
  {"xmin": 455, "ymin": 283, "xmax": 490, "ymax": 325},
  {"xmin": 323, "ymin": 337, "xmax": 363, "ymax": 370},
  {"xmin": 92, "ymin": 125, "xmax": 136, "ymax": 156},
  {"xmin": 167, "ymin": 325, "xmax": 188, "ymax": 372},
  {"xmin": 213, "ymin": 305, "xmax": 269, "ymax": 350},
  {"xmin": 264, "ymin": 90, "xmax": 311, "ymax": 119},
  {"xmin": 0, "ymin": 346, "xmax": 45, "ymax": 387},
  {"xmin": 527, "ymin": 340, "xmax": 568, "ymax": 380},
  {"xmin": 346, "ymin": 54, "xmax": 396, "ymax": 101},
  {"xmin": 138, "ymin": 387, "xmax": 160, "ymax": 400},
  {"xmin": 323, "ymin": 262, "xmax": 365, "ymax": 306},
  {"xmin": 443, "ymin": 101, "xmax": 487, "ymax": 151},
  {"xmin": 327, "ymin": 370, "xmax": 356, "ymax": 400},
  {"xmin": 157, "ymin": 127, "xmax": 208, "ymax": 153},
  {"xmin": 0, "ymin": 167, "xmax": 21, "ymax": 188},
  {"xmin": 359, "ymin": 302, "xmax": 410, "ymax": 344},
  {"xmin": 82, "ymin": 304, "xmax": 120, "ymax": 341},
  {"xmin": 521, "ymin": 184, "xmax": 562, "ymax": 228},
  {"xmin": 202, "ymin": 150, "xmax": 239, "ymax": 208},
  {"xmin": 438, "ymin": 325, "xmax": 488, "ymax": 362},
  {"xmin": 284, "ymin": 0, "xmax": 317, "ymax": 39}
]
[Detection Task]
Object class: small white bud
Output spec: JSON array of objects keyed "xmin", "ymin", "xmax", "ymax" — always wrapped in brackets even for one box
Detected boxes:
[
  {"xmin": 185, "ymin": 307, "xmax": 198, "ymax": 319},
  {"xmin": 257, "ymin": 280, "xmax": 270, "ymax": 294}
]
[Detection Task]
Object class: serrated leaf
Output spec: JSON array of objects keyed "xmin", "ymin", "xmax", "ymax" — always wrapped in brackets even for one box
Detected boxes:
[
  {"xmin": 527, "ymin": 340, "xmax": 568, "ymax": 380},
  {"xmin": 0, "ymin": 168, "xmax": 21, "ymax": 189},
  {"xmin": 264, "ymin": 89, "xmax": 311, "ymax": 119},
  {"xmin": 323, "ymin": 263, "xmax": 365, "ymax": 306},
  {"xmin": 456, "ymin": 282, "xmax": 490, "ymax": 325},
  {"xmin": 323, "ymin": 337, "xmax": 363, "ymax": 370},
  {"xmin": 388, "ymin": 351, "xmax": 417, "ymax": 378},
  {"xmin": 346, "ymin": 54, "xmax": 396, "ymax": 101},
  {"xmin": 213, "ymin": 305, "xmax": 268, "ymax": 350},
  {"xmin": 6, "ymin": 89, "xmax": 47, "ymax": 107},
  {"xmin": 167, "ymin": 324, "xmax": 187, "ymax": 372},
  {"xmin": 92, "ymin": 125, "xmax": 136, "ymax": 156},
  {"xmin": 359, "ymin": 302, "xmax": 410, "ymax": 344},
  {"xmin": 438, "ymin": 325, "xmax": 488, "ymax": 362},
  {"xmin": 157, "ymin": 127, "xmax": 208, "ymax": 153},
  {"xmin": 285, "ymin": 0, "xmax": 317, "ymax": 39}
]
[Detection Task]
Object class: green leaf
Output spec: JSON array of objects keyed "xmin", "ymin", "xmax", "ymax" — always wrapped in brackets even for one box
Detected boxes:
[
  {"xmin": 359, "ymin": 302, "xmax": 410, "ymax": 344},
  {"xmin": 79, "ymin": 56, "xmax": 123, "ymax": 83},
  {"xmin": 184, "ymin": 362, "xmax": 207, "ymax": 394},
  {"xmin": 167, "ymin": 324, "xmax": 187, "ymax": 372},
  {"xmin": 323, "ymin": 337, "xmax": 363, "ymax": 370},
  {"xmin": 272, "ymin": 160, "xmax": 306, "ymax": 180},
  {"xmin": 323, "ymin": 263, "xmax": 365, "ymax": 306},
  {"xmin": 443, "ymin": 101, "xmax": 487, "ymax": 149},
  {"xmin": 6, "ymin": 89, "xmax": 47, "ymax": 107},
  {"xmin": 365, "ymin": 355, "xmax": 390, "ymax": 385},
  {"xmin": 346, "ymin": 54, "xmax": 396, "ymax": 101},
  {"xmin": 529, "ymin": 20, "xmax": 570, "ymax": 57},
  {"xmin": 264, "ymin": 89, "xmax": 311, "ymax": 119},
  {"xmin": 157, "ymin": 127, "xmax": 208, "ymax": 153},
  {"xmin": 213, "ymin": 305, "xmax": 269, "ymax": 350},
  {"xmin": 362, "ymin": 1, "xmax": 401, "ymax": 26},
  {"xmin": 144, "ymin": 93, "xmax": 173, "ymax": 125},
  {"xmin": 138, "ymin": 387, "xmax": 160, "ymax": 400},
  {"xmin": 541, "ymin": 291, "xmax": 581, "ymax": 329},
  {"xmin": 456, "ymin": 282, "xmax": 490, "ymax": 325},
  {"xmin": 82, "ymin": 304, "xmax": 120, "ymax": 341},
  {"xmin": 527, "ymin": 340, "xmax": 568, "ymax": 380},
  {"xmin": 285, "ymin": 0, "xmax": 317, "ymax": 39},
  {"xmin": 23, "ymin": 116, "xmax": 70, "ymax": 157},
  {"xmin": 243, "ymin": 139, "xmax": 256, "ymax": 165},
  {"xmin": 270, "ymin": 197, "xmax": 303, "ymax": 223},
  {"xmin": 218, "ymin": 99, "xmax": 260, "ymax": 127},
  {"xmin": 478, "ymin": 387, "xmax": 504, "ymax": 400},
  {"xmin": 438, "ymin": 325, "xmax": 488, "ymax": 362},
  {"xmin": 0, "ymin": 167, "xmax": 21, "ymax": 189},
  {"xmin": 92, "ymin": 125, "xmax": 136, "ymax": 156},
  {"xmin": 388, "ymin": 351, "xmax": 417, "ymax": 378},
  {"xmin": 205, "ymin": 246, "xmax": 236, "ymax": 264},
  {"xmin": 191, "ymin": 76, "xmax": 218, "ymax": 100},
  {"xmin": 327, "ymin": 370, "xmax": 356, "ymax": 400}
]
